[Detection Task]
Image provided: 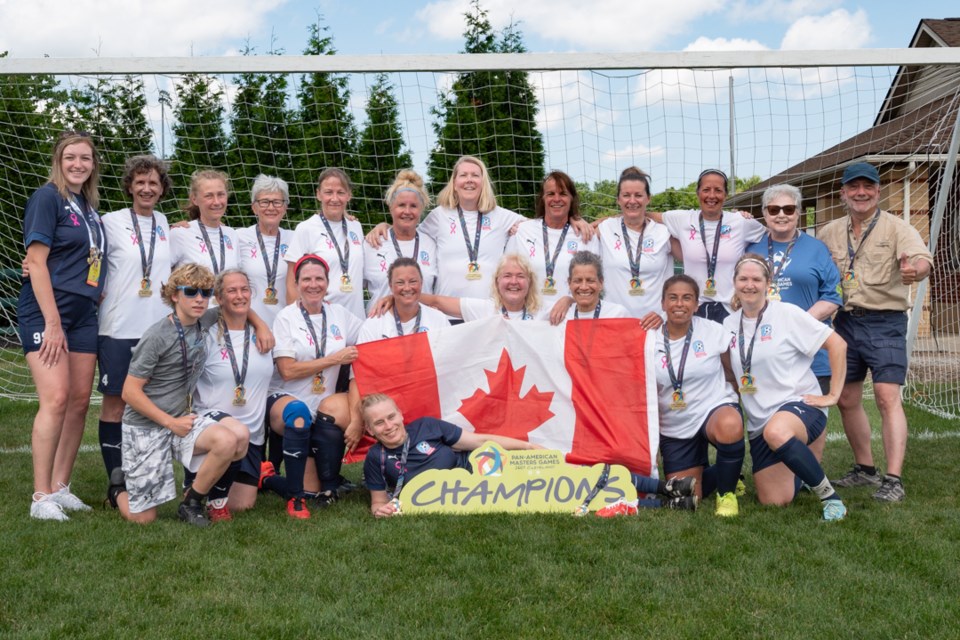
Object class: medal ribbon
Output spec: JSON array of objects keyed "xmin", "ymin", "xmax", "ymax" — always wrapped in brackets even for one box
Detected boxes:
[
  {"xmin": 621, "ymin": 217, "xmax": 646, "ymax": 279},
  {"xmin": 457, "ymin": 205, "xmax": 483, "ymax": 266},
  {"xmin": 845, "ymin": 209, "xmax": 880, "ymax": 272},
  {"xmin": 502, "ymin": 306, "xmax": 532, "ymax": 320},
  {"xmin": 393, "ymin": 306, "xmax": 422, "ymax": 336},
  {"xmin": 574, "ymin": 301, "xmax": 602, "ymax": 319},
  {"xmin": 542, "ymin": 220, "xmax": 570, "ymax": 282},
  {"xmin": 319, "ymin": 213, "xmax": 350, "ymax": 276},
  {"xmin": 67, "ymin": 195, "xmax": 105, "ymax": 258},
  {"xmin": 662, "ymin": 323, "xmax": 694, "ymax": 394},
  {"xmin": 381, "ymin": 436, "xmax": 412, "ymax": 499},
  {"xmin": 299, "ymin": 302, "xmax": 327, "ymax": 359},
  {"xmin": 738, "ymin": 302, "xmax": 768, "ymax": 376},
  {"xmin": 698, "ymin": 213, "xmax": 723, "ymax": 284},
  {"xmin": 256, "ymin": 225, "xmax": 282, "ymax": 291},
  {"xmin": 220, "ymin": 316, "xmax": 251, "ymax": 393},
  {"xmin": 171, "ymin": 313, "xmax": 202, "ymax": 412},
  {"xmin": 130, "ymin": 210, "xmax": 157, "ymax": 282},
  {"xmin": 198, "ymin": 223, "xmax": 226, "ymax": 274},
  {"xmin": 390, "ymin": 228, "xmax": 420, "ymax": 263},
  {"xmin": 766, "ymin": 231, "xmax": 799, "ymax": 284}
]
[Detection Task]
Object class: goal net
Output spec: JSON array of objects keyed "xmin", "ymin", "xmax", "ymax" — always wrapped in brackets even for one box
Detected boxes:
[{"xmin": 0, "ymin": 51, "xmax": 957, "ymax": 416}]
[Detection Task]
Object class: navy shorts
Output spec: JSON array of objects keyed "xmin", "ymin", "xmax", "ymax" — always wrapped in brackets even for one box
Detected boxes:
[
  {"xmin": 235, "ymin": 442, "xmax": 264, "ymax": 486},
  {"xmin": 749, "ymin": 401, "xmax": 826, "ymax": 473},
  {"xmin": 97, "ymin": 336, "xmax": 139, "ymax": 395},
  {"xmin": 18, "ymin": 289, "xmax": 98, "ymax": 354},
  {"xmin": 660, "ymin": 402, "xmax": 742, "ymax": 474},
  {"xmin": 835, "ymin": 309, "xmax": 907, "ymax": 385},
  {"xmin": 694, "ymin": 301, "xmax": 729, "ymax": 323}
]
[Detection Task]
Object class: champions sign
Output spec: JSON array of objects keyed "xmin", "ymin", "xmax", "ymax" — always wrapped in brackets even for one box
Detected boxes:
[{"xmin": 398, "ymin": 442, "xmax": 638, "ymax": 514}]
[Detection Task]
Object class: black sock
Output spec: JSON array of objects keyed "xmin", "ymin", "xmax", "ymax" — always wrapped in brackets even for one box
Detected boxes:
[
  {"xmin": 857, "ymin": 464, "xmax": 878, "ymax": 476},
  {"xmin": 98, "ymin": 420, "xmax": 123, "ymax": 477},
  {"xmin": 208, "ymin": 460, "xmax": 240, "ymax": 504},
  {"xmin": 184, "ymin": 487, "xmax": 205, "ymax": 503},
  {"xmin": 283, "ymin": 421, "xmax": 311, "ymax": 498},
  {"xmin": 885, "ymin": 473, "xmax": 901, "ymax": 482},
  {"xmin": 712, "ymin": 439, "xmax": 745, "ymax": 497},
  {"xmin": 774, "ymin": 437, "xmax": 836, "ymax": 501},
  {"xmin": 311, "ymin": 421, "xmax": 345, "ymax": 492}
]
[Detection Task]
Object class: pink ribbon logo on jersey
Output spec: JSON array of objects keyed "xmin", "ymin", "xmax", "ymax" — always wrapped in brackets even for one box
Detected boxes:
[
  {"xmin": 220, "ymin": 347, "xmax": 230, "ymax": 360},
  {"xmin": 689, "ymin": 227, "xmax": 697, "ymax": 240},
  {"xmin": 70, "ymin": 213, "xmax": 80, "ymax": 226}
]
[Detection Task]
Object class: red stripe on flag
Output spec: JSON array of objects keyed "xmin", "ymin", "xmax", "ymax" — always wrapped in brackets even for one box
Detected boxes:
[
  {"xmin": 353, "ymin": 332, "xmax": 442, "ymax": 420},
  {"xmin": 563, "ymin": 319, "xmax": 652, "ymax": 476}
]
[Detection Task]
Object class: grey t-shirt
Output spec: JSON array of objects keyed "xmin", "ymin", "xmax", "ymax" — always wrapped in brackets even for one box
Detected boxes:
[{"xmin": 122, "ymin": 309, "xmax": 218, "ymax": 428}]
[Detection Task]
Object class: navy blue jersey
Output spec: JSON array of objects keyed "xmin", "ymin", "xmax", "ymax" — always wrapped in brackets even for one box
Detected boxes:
[
  {"xmin": 21, "ymin": 183, "xmax": 106, "ymax": 300},
  {"xmin": 363, "ymin": 417, "xmax": 470, "ymax": 493}
]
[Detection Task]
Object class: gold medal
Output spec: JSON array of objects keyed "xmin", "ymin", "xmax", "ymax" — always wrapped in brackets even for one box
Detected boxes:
[
  {"xmin": 767, "ymin": 285, "xmax": 781, "ymax": 301},
  {"xmin": 138, "ymin": 277, "xmax": 152, "ymax": 298},
  {"xmin": 233, "ymin": 385, "xmax": 247, "ymax": 407},
  {"xmin": 86, "ymin": 250, "xmax": 102, "ymax": 287},
  {"xmin": 669, "ymin": 389, "xmax": 687, "ymax": 411},
  {"xmin": 841, "ymin": 271, "xmax": 859, "ymax": 291},
  {"xmin": 703, "ymin": 278, "xmax": 717, "ymax": 297},
  {"xmin": 739, "ymin": 373, "xmax": 757, "ymax": 395},
  {"xmin": 263, "ymin": 286, "xmax": 278, "ymax": 305},
  {"xmin": 628, "ymin": 278, "xmax": 645, "ymax": 296},
  {"xmin": 466, "ymin": 262, "xmax": 482, "ymax": 281},
  {"xmin": 339, "ymin": 275, "xmax": 354, "ymax": 293},
  {"xmin": 542, "ymin": 277, "xmax": 557, "ymax": 295},
  {"xmin": 312, "ymin": 373, "xmax": 326, "ymax": 394}
]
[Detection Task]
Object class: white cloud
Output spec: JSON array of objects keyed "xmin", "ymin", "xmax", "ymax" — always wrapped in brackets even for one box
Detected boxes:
[
  {"xmin": 780, "ymin": 9, "xmax": 870, "ymax": 50},
  {"xmin": 0, "ymin": 0, "xmax": 287, "ymax": 58},
  {"xmin": 728, "ymin": 0, "xmax": 842, "ymax": 23},
  {"xmin": 415, "ymin": 0, "xmax": 727, "ymax": 51}
]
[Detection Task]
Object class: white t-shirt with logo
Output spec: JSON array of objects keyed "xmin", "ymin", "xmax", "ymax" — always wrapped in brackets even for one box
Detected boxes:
[
  {"xmin": 169, "ymin": 220, "xmax": 240, "ymax": 274},
  {"xmin": 237, "ymin": 225, "xmax": 295, "ymax": 327},
  {"xmin": 596, "ymin": 216, "xmax": 674, "ymax": 319},
  {"xmin": 362, "ymin": 232, "xmax": 439, "ymax": 308}
]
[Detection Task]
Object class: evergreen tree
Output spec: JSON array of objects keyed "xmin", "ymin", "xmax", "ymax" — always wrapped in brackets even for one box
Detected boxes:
[
  {"xmin": 227, "ymin": 43, "xmax": 293, "ymax": 226},
  {"xmin": 290, "ymin": 17, "xmax": 357, "ymax": 220},
  {"xmin": 355, "ymin": 73, "xmax": 413, "ymax": 225},
  {"xmin": 428, "ymin": 0, "xmax": 545, "ymax": 216},
  {"xmin": 170, "ymin": 73, "xmax": 228, "ymax": 210}
]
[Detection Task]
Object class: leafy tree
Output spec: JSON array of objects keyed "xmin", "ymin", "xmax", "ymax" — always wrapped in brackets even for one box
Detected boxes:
[
  {"xmin": 428, "ymin": 0, "xmax": 545, "ymax": 216},
  {"xmin": 576, "ymin": 180, "xmax": 618, "ymax": 221},
  {"xmin": 290, "ymin": 17, "xmax": 357, "ymax": 220},
  {"xmin": 648, "ymin": 184, "xmax": 699, "ymax": 211},
  {"xmin": 170, "ymin": 73, "xmax": 228, "ymax": 210},
  {"xmin": 227, "ymin": 42, "xmax": 293, "ymax": 227},
  {"xmin": 355, "ymin": 73, "xmax": 413, "ymax": 226}
]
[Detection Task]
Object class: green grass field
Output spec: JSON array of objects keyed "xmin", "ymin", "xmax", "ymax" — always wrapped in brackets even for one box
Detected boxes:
[{"xmin": 1, "ymin": 399, "xmax": 958, "ymax": 639}]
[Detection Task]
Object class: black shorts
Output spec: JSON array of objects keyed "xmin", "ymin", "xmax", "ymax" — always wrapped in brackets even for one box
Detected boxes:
[
  {"xmin": 835, "ymin": 309, "xmax": 907, "ymax": 385},
  {"xmin": 97, "ymin": 336, "xmax": 139, "ymax": 395},
  {"xmin": 18, "ymin": 289, "xmax": 98, "ymax": 355},
  {"xmin": 749, "ymin": 402, "xmax": 826, "ymax": 473},
  {"xmin": 660, "ymin": 402, "xmax": 742, "ymax": 474}
]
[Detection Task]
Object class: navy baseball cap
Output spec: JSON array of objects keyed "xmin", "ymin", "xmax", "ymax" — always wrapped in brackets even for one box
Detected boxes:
[{"xmin": 842, "ymin": 162, "xmax": 880, "ymax": 185}]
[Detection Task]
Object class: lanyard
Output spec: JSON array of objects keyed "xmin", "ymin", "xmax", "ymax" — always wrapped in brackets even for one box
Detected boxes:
[
  {"xmin": 621, "ymin": 217, "xmax": 647, "ymax": 278},
  {"xmin": 390, "ymin": 228, "xmax": 419, "ymax": 262},
  {"xmin": 542, "ymin": 221, "xmax": 570, "ymax": 281},
  {"xmin": 574, "ymin": 301, "xmax": 602, "ymax": 319},
  {"xmin": 256, "ymin": 226, "xmax": 282, "ymax": 290},
  {"xmin": 220, "ymin": 318, "xmax": 251, "ymax": 392},
  {"xmin": 766, "ymin": 231, "xmax": 799, "ymax": 282},
  {"xmin": 381, "ymin": 437, "xmax": 412, "ymax": 499},
  {"xmin": 67, "ymin": 195, "xmax": 104, "ymax": 257},
  {"xmin": 738, "ymin": 302, "xmax": 768, "ymax": 375},
  {"xmin": 171, "ymin": 313, "xmax": 202, "ymax": 412},
  {"xmin": 662, "ymin": 323, "xmax": 694, "ymax": 393},
  {"xmin": 298, "ymin": 302, "xmax": 327, "ymax": 359},
  {"xmin": 319, "ymin": 213, "xmax": 350, "ymax": 275},
  {"xmin": 198, "ymin": 223, "xmax": 226, "ymax": 274},
  {"xmin": 457, "ymin": 205, "xmax": 483, "ymax": 265},
  {"xmin": 502, "ymin": 306, "xmax": 532, "ymax": 320},
  {"xmin": 698, "ymin": 213, "xmax": 723, "ymax": 283},
  {"xmin": 846, "ymin": 210, "xmax": 880, "ymax": 271},
  {"xmin": 393, "ymin": 306, "xmax": 422, "ymax": 336},
  {"xmin": 130, "ymin": 210, "xmax": 157, "ymax": 281}
]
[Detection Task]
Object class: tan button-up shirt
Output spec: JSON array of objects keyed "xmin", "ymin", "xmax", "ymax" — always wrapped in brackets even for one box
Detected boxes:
[{"xmin": 818, "ymin": 209, "xmax": 933, "ymax": 311}]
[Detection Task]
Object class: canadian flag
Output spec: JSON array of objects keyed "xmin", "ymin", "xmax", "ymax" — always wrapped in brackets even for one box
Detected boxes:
[{"xmin": 352, "ymin": 316, "xmax": 659, "ymax": 476}]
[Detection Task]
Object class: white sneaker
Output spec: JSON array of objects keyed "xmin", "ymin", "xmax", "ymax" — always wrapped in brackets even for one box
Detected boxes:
[
  {"xmin": 31, "ymin": 492, "xmax": 69, "ymax": 521},
  {"xmin": 52, "ymin": 483, "xmax": 92, "ymax": 511}
]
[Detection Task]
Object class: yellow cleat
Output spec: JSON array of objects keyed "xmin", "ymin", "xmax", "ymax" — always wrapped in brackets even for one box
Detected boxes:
[{"xmin": 715, "ymin": 492, "xmax": 739, "ymax": 517}]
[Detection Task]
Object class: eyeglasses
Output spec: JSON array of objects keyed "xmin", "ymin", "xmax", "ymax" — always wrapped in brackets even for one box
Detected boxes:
[
  {"xmin": 765, "ymin": 205, "xmax": 798, "ymax": 216},
  {"xmin": 255, "ymin": 199, "xmax": 286, "ymax": 209},
  {"xmin": 176, "ymin": 285, "xmax": 213, "ymax": 298}
]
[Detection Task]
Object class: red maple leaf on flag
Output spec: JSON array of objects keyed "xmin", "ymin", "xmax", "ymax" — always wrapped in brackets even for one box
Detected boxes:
[{"xmin": 457, "ymin": 349, "xmax": 555, "ymax": 441}]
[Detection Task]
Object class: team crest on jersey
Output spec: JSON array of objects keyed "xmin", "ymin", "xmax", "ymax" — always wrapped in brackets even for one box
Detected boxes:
[
  {"xmin": 349, "ymin": 231, "xmax": 361, "ymax": 245},
  {"xmin": 481, "ymin": 215, "xmax": 492, "ymax": 230},
  {"xmin": 330, "ymin": 324, "xmax": 343, "ymax": 340},
  {"xmin": 157, "ymin": 227, "xmax": 167, "ymax": 241},
  {"xmin": 693, "ymin": 340, "xmax": 707, "ymax": 357},
  {"xmin": 642, "ymin": 237, "xmax": 655, "ymax": 253},
  {"xmin": 416, "ymin": 441, "xmax": 436, "ymax": 456},
  {"xmin": 760, "ymin": 324, "xmax": 773, "ymax": 341},
  {"xmin": 225, "ymin": 236, "xmax": 234, "ymax": 250},
  {"xmin": 279, "ymin": 243, "xmax": 288, "ymax": 256},
  {"xmin": 720, "ymin": 224, "xmax": 732, "ymax": 239},
  {"xmin": 566, "ymin": 240, "xmax": 578, "ymax": 254},
  {"xmin": 419, "ymin": 250, "xmax": 431, "ymax": 266}
]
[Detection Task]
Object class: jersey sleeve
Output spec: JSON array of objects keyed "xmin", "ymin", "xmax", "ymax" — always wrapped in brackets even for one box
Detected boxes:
[
  {"xmin": 418, "ymin": 207, "xmax": 442, "ymax": 242},
  {"xmin": 272, "ymin": 308, "xmax": 298, "ymax": 359},
  {"xmin": 127, "ymin": 323, "xmax": 166, "ymax": 380},
  {"xmin": 742, "ymin": 217, "xmax": 767, "ymax": 243},
  {"xmin": 23, "ymin": 187, "xmax": 60, "ymax": 248},
  {"xmin": 459, "ymin": 297, "xmax": 491, "ymax": 322},
  {"xmin": 363, "ymin": 447, "xmax": 387, "ymax": 491},
  {"xmin": 436, "ymin": 418, "xmax": 464, "ymax": 446},
  {"xmin": 815, "ymin": 244, "xmax": 843, "ymax": 305},
  {"xmin": 660, "ymin": 210, "xmax": 686, "ymax": 238}
]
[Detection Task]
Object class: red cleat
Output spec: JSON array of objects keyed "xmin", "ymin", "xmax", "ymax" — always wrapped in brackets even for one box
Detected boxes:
[
  {"xmin": 207, "ymin": 503, "xmax": 233, "ymax": 523},
  {"xmin": 594, "ymin": 499, "xmax": 639, "ymax": 518},
  {"xmin": 258, "ymin": 461, "xmax": 276, "ymax": 489},
  {"xmin": 286, "ymin": 497, "xmax": 310, "ymax": 520}
]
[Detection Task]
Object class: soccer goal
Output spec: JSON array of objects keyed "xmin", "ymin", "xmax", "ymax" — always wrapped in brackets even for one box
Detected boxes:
[{"xmin": 1, "ymin": 48, "xmax": 958, "ymax": 416}]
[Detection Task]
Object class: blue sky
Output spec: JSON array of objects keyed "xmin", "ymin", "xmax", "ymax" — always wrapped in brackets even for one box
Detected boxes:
[{"xmin": 2, "ymin": 1, "xmax": 958, "ymax": 191}]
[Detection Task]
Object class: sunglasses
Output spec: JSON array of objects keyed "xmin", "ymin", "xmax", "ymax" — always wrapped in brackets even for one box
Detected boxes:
[
  {"xmin": 176, "ymin": 285, "xmax": 214, "ymax": 298},
  {"xmin": 765, "ymin": 205, "xmax": 798, "ymax": 216}
]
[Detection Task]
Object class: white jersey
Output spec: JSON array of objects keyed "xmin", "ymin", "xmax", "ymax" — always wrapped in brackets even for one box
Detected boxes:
[
  {"xmin": 237, "ymin": 225, "xmax": 294, "ymax": 327},
  {"xmin": 722, "ymin": 300, "xmax": 832, "ymax": 436},
  {"xmin": 285, "ymin": 214, "xmax": 365, "ymax": 319},
  {"xmin": 98, "ymin": 208, "xmax": 173, "ymax": 339},
  {"xmin": 596, "ymin": 216, "xmax": 674, "ymax": 318},
  {"xmin": 362, "ymin": 231, "xmax": 438, "ymax": 308},
  {"xmin": 357, "ymin": 304, "xmax": 450, "ymax": 344},
  {"xmin": 270, "ymin": 301, "xmax": 362, "ymax": 413},
  {"xmin": 459, "ymin": 297, "xmax": 548, "ymax": 322},
  {"xmin": 505, "ymin": 219, "xmax": 600, "ymax": 311},
  {"xmin": 563, "ymin": 300, "xmax": 632, "ymax": 320},
  {"xmin": 193, "ymin": 322, "xmax": 275, "ymax": 446},
  {"xmin": 168, "ymin": 220, "xmax": 240, "ymax": 274},
  {"xmin": 419, "ymin": 205, "xmax": 525, "ymax": 299},
  {"xmin": 662, "ymin": 210, "xmax": 766, "ymax": 311},
  {"xmin": 654, "ymin": 316, "xmax": 738, "ymax": 439}
]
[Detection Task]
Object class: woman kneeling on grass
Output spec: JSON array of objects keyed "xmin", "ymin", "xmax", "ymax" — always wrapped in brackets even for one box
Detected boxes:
[
  {"xmin": 723, "ymin": 254, "xmax": 848, "ymax": 521},
  {"xmin": 360, "ymin": 393, "xmax": 542, "ymax": 518},
  {"xmin": 108, "ymin": 263, "xmax": 250, "ymax": 527}
]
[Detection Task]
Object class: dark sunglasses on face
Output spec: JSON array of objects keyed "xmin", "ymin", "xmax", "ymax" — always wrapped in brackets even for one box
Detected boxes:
[
  {"xmin": 176, "ymin": 285, "xmax": 214, "ymax": 298},
  {"xmin": 765, "ymin": 205, "xmax": 798, "ymax": 216}
]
